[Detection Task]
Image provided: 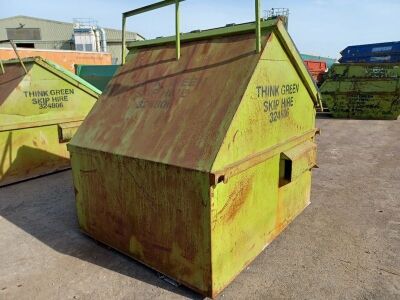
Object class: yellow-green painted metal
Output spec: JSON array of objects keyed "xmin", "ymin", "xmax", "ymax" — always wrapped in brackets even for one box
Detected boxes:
[
  {"xmin": 0, "ymin": 57, "xmax": 100, "ymax": 186},
  {"xmin": 255, "ymin": 0, "xmax": 261, "ymax": 53},
  {"xmin": 175, "ymin": 0, "xmax": 181, "ymax": 60},
  {"xmin": 68, "ymin": 19, "xmax": 319, "ymax": 298},
  {"xmin": 320, "ymin": 63, "xmax": 400, "ymax": 119}
]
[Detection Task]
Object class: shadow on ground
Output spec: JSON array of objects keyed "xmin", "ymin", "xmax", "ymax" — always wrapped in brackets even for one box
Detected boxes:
[{"xmin": 0, "ymin": 170, "xmax": 203, "ymax": 299}]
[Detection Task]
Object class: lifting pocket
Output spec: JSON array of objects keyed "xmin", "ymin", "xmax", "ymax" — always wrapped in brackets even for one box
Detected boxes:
[
  {"xmin": 279, "ymin": 141, "xmax": 317, "ymax": 187},
  {"xmin": 58, "ymin": 121, "xmax": 82, "ymax": 143}
]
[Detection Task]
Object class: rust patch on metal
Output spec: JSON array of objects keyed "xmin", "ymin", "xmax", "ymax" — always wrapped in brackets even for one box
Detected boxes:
[
  {"xmin": 219, "ymin": 176, "xmax": 253, "ymax": 223},
  {"xmin": 275, "ymin": 188, "xmax": 286, "ymax": 232}
]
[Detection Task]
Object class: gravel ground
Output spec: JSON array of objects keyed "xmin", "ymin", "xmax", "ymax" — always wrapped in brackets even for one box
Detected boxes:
[{"xmin": 0, "ymin": 118, "xmax": 399, "ymax": 300}]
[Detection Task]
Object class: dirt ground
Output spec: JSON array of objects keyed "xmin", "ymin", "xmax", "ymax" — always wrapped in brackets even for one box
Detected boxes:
[{"xmin": 0, "ymin": 118, "xmax": 399, "ymax": 300}]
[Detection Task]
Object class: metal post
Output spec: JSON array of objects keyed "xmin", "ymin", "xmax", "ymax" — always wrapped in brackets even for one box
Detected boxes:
[
  {"xmin": 175, "ymin": 0, "xmax": 181, "ymax": 60},
  {"xmin": 122, "ymin": 1, "xmax": 185, "ymax": 64},
  {"xmin": 9, "ymin": 40, "xmax": 27, "ymax": 74},
  {"xmin": 0, "ymin": 60, "xmax": 4, "ymax": 74},
  {"xmin": 121, "ymin": 16, "xmax": 127, "ymax": 65},
  {"xmin": 255, "ymin": 0, "xmax": 261, "ymax": 53}
]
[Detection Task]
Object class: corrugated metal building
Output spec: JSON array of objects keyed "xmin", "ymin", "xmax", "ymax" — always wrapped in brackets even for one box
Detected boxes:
[{"xmin": 0, "ymin": 16, "xmax": 144, "ymax": 64}]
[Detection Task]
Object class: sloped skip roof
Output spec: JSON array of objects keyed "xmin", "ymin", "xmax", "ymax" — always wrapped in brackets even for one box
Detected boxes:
[
  {"xmin": 70, "ymin": 20, "xmax": 320, "ymax": 172},
  {"xmin": 0, "ymin": 57, "xmax": 101, "ymax": 130},
  {"xmin": 41, "ymin": 58, "xmax": 101, "ymax": 94},
  {"xmin": 0, "ymin": 57, "xmax": 101, "ymax": 100}
]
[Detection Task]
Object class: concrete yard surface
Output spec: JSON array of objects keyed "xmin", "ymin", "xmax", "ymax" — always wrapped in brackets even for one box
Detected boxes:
[{"xmin": 0, "ymin": 118, "xmax": 399, "ymax": 299}]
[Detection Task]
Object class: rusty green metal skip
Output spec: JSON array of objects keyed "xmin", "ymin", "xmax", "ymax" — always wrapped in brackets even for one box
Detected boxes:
[
  {"xmin": 0, "ymin": 56, "xmax": 100, "ymax": 186},
  {"xmin": 68, "ymin": 1, "xmax": 321, "ymax": 297},
  {"xmin": 320, "ymin": 63, "xmax": 400, "ymax": 120}
]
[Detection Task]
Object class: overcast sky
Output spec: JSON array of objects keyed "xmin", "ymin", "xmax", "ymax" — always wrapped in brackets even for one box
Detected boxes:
[{"xmin": 1, "ymin": 0, "xmax": 400, "ymax": 58}]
